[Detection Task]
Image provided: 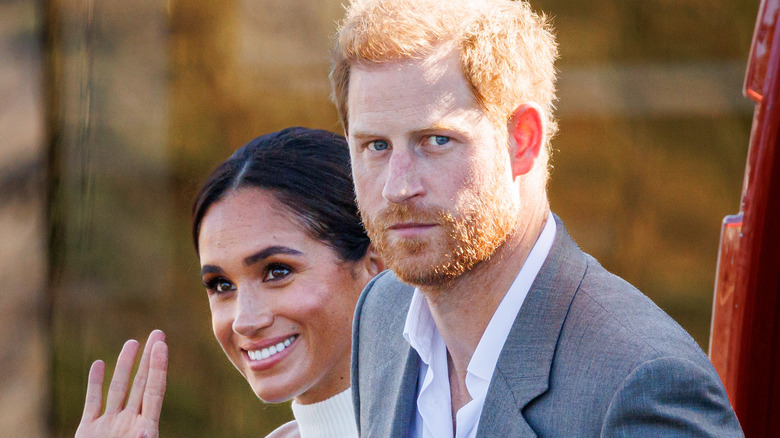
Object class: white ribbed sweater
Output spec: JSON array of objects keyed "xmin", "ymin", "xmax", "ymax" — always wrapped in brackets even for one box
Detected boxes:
[{"xmin": 273, "ymin": 387, "xmax": 358, "ymax": 438}]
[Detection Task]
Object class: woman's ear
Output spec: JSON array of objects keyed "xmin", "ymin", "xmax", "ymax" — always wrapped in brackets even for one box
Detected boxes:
[
  {"xmin": 364, "ymin": 244, "xmax": 384, "ymax": 277},
  {"xmin": 508, "ymin": 103, "xmax": 545, "ymax": 178}
]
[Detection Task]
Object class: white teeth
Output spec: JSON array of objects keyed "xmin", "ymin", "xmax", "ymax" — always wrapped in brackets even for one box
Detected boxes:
[{"xmin": 247, "ymin": 335, "xmax": 297, "ymax": 361}]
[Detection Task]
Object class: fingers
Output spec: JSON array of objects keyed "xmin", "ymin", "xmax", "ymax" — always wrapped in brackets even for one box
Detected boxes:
[
  {"xmin": 104, "ymin": 339, "xmax": 140, "ymax": 413},
  {"xmin": 80, "ymin": 360, "xmax": 106, "ymax": 421},
  {"xmin": 141, "ymin": 340, "xmax": 168, "ymax": 423},
  {"xmin": 126, "ymin": 330, "xmax": 166, "ymax": 412}
]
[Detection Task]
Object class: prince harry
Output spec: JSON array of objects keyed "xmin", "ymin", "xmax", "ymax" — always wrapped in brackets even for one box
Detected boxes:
[{"xmin": 330, "ymin": 0, "xmax": 743, "ymax": 436}]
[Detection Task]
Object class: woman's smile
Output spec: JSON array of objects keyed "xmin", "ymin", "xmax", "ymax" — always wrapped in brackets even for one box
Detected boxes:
[
  {"xmin": 244, "ymin": 334, "xmax": 299, "ymax": 371},
  {"xmin": 245, "ymin": 334, "xmax": 298, "ymax": 361}
]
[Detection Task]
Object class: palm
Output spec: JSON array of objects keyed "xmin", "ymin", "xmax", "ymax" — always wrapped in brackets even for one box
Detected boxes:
[
  {"xmin": 76, "ymin": 412, "xmax": 157, "ymax": 438},
  {"xmin": 76, "ymin": 330, "xmax": 168, "ymax": 438}
]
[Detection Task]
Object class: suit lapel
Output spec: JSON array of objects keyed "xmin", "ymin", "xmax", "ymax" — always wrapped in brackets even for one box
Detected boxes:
[
  {"xmin": 389, "ymin": 348, "xmax": 420, "ymax": 437},
  {"xmin": 359, "ymin": 276, "xmax": 420, "ymax": 438},
  {"xmin": 477, "ymin": 215, "xmax": 588, "ymax": 437},
  {"xmin": 364, "ymin": 336, "xmax": 420, "ymax": 438}
]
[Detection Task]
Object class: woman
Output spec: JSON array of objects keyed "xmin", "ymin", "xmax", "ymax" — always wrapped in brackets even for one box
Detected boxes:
[{"xmin": 76, "ymin": 127, "xmax": 382, "ymax": 438}]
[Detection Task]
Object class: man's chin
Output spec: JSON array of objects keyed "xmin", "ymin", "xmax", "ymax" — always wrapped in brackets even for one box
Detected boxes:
[
  {"xmin": 392, "ymin": 266, "xmax": 454, "ymax": 289},
  {"xmin": 384, "ymin": 254, "xmax": 460, "ymax": 289},
  {"xmin": 375, "ymin": 237, "xmax": 427, "ymax": 261}
]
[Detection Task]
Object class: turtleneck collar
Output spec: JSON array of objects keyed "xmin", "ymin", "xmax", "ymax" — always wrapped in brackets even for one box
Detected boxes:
[{"xmin": 290, "ymin": 387, "xmax": 358, "ymax": 438}]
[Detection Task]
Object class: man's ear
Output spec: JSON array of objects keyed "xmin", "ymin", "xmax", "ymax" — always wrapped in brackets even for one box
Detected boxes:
[{"xmin": 508, "ymin": 103, "xmax": 544, "ymax": 178}]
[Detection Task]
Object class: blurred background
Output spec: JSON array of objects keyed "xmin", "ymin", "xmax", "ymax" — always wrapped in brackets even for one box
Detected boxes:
[{"xmin": 0, "ymin": 0, "xmax": 760, "ymax": 435}]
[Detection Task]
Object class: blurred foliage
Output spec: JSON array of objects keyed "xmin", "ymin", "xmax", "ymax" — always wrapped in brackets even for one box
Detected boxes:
[{"xmin": 38, "ymin": 0, "xmax": 760, "ymax": 436}]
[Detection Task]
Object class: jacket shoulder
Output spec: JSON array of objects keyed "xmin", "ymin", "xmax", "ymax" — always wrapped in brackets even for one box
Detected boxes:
[
  {"xmin": 528, "ymin": 254, "xmax": 741, "ymax": 435},
  {"xmin": 569, "ymin": 254, "xmax": 706, "ymax": 362}
]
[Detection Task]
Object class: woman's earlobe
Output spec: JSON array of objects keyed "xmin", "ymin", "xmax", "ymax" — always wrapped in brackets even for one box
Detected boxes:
[{"xmin": 365, "ymin": 244, "xmax": 384, "ymax": 277}]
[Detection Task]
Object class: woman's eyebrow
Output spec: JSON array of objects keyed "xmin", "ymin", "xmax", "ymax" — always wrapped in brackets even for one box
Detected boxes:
[
  {"xmin": 244, "ymin": 246, "xmax": 303, "ymax": 267},
  {"xmin": 200, "ymin": 265, "xmax": 223, "ymax": 277}
]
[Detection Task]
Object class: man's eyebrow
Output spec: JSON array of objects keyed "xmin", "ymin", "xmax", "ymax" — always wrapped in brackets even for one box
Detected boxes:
[
  {"xmin": 350, "ymin": 123, "xmax": 464, "ymax": 140},
  {"xmin": 424, "ymin": 121, "xmax": 462, "ymax": 133},
  {"xmin": 244, "ymin": 246, "xmax": 303, "ymax": 267},
  {"xmin": 348, "ymin": 129, "xmax": 377, "ymax": 140}
]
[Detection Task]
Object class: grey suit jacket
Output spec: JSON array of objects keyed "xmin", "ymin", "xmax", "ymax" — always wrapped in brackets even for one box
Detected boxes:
[{"xmin": 351, "ymin": 215, "xmax": 742, "ymax": 437}]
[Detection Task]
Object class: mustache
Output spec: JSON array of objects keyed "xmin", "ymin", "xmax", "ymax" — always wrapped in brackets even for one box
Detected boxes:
[{"xmin": 363, "ymin": 204, "xmax": 450, "ymax": 228}]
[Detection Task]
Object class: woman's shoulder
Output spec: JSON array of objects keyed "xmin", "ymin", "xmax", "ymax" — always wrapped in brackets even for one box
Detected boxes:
[{"xmin": 265, "ymin": 420, "xmax": 300, "ymax": 438}]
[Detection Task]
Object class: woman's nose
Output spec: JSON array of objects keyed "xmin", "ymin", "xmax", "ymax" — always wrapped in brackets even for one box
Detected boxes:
[{"xmin": 231, "ymin": 289, "xmax": 273, "ymax": 336}]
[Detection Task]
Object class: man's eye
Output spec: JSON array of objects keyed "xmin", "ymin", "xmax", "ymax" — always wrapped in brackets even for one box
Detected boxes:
[
  {"xmin": 426, "ymin": 135, "xmax": 450, "ymax": 146},
  {"xmin": 367, "ymin": 140, "xmax": 389, "ymax": 151},
  {"xmin": 265, "ymin": 264, "xmax": 292, "ymax": 281}
]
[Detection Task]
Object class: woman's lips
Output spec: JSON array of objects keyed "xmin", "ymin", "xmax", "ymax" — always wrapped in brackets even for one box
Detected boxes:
[{"xmin": 244, "ymin": 334, "xmax": 298, "ymax": 370}]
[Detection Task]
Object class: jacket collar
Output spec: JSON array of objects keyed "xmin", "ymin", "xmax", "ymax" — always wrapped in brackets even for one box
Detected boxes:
[
  {"xmin": 477, "ymin": 215, "xmax": 587, "ymax": 436},
  {"xmin": 358, "ymin": 273, "xmax": 421, "ymax": 438}
]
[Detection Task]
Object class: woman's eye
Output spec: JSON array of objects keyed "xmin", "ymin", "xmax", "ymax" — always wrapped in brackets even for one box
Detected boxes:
[
  {"xmin": 216, "ymin": 280, "xmax": 235, "ymax": 293},
  {"xmin": 204, "ymin": 278, "xmax": 236, "ymax": 294},
  {"xmin": 367, "ymin": 140, "xmax": 389, "ymax": 152},
  {"xmin": 425, "ymin": 135, "xmax": 450, "ymax": 146},
  {"xmin": 265, "ymin": 264, "xmax": 292, "ymax": 282}
]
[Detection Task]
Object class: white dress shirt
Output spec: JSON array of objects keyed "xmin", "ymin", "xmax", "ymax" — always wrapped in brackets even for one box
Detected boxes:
[{"xmin": 403, "ymin": 212, "xmax": 556, "ymax": 438}]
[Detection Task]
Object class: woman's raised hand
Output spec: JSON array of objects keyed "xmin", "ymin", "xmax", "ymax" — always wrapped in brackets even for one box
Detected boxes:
[{"xmin": 76, "ymin": 330, "xmax": 168, "ymax": 438}]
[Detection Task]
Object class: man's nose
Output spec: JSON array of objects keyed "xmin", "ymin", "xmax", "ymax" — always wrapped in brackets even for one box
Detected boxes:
[
  {"xmin": 232, "ymin": 288, "xmax": 273, "ymax": 336},
  {"xmin": 382, "ymin": 147, "xmax": 425, "ymax": 204}
]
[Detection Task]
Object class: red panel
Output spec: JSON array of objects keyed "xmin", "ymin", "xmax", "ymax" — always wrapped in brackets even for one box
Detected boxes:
[
  {"xmin": 708, "ymin": 213, "xmax": 743, "ymax": 401},
  {"xmin": 745, "ymin": 0, "xmax": 780, "ymax": 103},
  {"xmin": 710, "ymin": 0, "xmax": 780, "ymax": 434}
]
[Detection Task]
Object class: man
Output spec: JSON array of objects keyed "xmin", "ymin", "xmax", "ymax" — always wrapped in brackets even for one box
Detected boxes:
[{"xmin": 329, "ymin": 0, "xmax": 743, "ymax": 436}]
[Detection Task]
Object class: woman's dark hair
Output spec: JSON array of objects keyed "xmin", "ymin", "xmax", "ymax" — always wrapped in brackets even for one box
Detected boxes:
[{"xmin": 192, "ymin": 127, "xmax": 369, "ymax": 262}]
